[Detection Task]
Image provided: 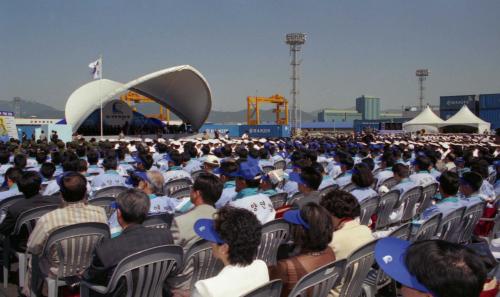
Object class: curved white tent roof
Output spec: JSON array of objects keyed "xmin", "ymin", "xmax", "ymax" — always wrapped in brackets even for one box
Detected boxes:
[
  {"xmin": 441, "ymin": 105, "xmax": 491, "ymax": 133},
  {"xmin": 65, "ymin": 65, "xmax": 212, "ymax": 132},
  {"xmin": 402, "ymin": 106, "xmax": 445, "ymax": 133}
]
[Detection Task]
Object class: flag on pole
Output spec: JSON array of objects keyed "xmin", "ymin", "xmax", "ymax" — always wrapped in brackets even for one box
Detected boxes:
[{"xmin": 88, "ymin": 57, "xmax": 102, "ymax": 80}]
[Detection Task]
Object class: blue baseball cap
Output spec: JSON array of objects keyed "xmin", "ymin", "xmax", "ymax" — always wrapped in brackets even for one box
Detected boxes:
[
  {"xmin": 133, "ymin": 156, "xmax": 147, "ymax": 165},
  {"xmin": 162, "ymin": 154, "xmax": 173, "ymax": 162},
  {"xmin": 375, "ymin": 237, "xmax": 431, "ymax": 294},
  {"xmin": 283, "ymin": 209, "xmax": 310, "ymax": 229},
  {"xmin": 289, "ymin": 172, "xmax": 306, "ymax": 186},
  {"xmin": 233, "ymin": 161, "xmax": 262, "ymax": 180},
  {"xmin": 213, "ymin": 166, "xmax": 238, "ymax": 177},
  {"xmin": 125, "ymin": 170, "xmax": 151, "ymax": 186},
  {"xmin": 194, "ymin": 219, "xmax": 224, "ymax": 244},
  {"xmin": 134, "ymin": 171, "xmax": 151, "ymax": 183}
]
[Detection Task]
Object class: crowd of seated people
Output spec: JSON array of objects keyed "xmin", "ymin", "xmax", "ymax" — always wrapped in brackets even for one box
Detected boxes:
[{"xmin": 0, "ymin": 128, "xmax": 497, "ymax": 296}]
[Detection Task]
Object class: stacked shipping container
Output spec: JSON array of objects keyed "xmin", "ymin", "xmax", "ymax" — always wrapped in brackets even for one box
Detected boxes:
[
  {"xmin": 479, "ymin": 94, "xmax": 500, "ymax": 129},
  {"xmin": 439, "ymin": 95, "xmax": 479, "ymax": 119}
]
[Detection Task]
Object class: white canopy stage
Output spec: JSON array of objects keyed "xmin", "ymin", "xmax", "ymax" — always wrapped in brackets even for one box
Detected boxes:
[
  {"xmin": 65, "ymin": 65, "xmax": 212, "ymax": 133},
  {"xmin": 402, "ymin": 106, "xmax": 445, "ymax": 133},
  {"xmin": 440, "ymin": 105, "xmax": 491, "ymax": 133}
]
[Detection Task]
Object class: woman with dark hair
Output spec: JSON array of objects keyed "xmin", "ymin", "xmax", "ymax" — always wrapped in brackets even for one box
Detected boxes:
[
  {"xmin": 269, "ymin": 203, "xmax": 335, "ymax": 297},
  {"xmin": 350, "ymin": 163, "xmax": 378, "ymax": 202},
  {"xmin": 193, "ymin": 206, "xmax": 268, "ymax": 297},
  {"xmin": 320, "ymin": 190, "xmax": 373, "ymax": 260}
]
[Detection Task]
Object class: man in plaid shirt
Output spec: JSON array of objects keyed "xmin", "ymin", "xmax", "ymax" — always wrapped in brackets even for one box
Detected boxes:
[{"xmin": 23, "ymin": 172, "xmax": 107, "ymax": 296}]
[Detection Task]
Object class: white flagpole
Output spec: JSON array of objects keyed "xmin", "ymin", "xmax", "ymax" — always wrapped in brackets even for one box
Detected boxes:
[{"xmin": 99, "ymin": 55, "xmax": 103, "ymax": 140}]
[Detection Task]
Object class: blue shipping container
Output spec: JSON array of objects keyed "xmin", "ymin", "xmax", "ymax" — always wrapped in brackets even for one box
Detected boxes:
[
  {"xmin": 440, "ymin": 109, "xmax": 457, "ymax": 120},
  {"xmin": 199, "ymin": 124, "xmax": 291, "ymax": 138},
  {"xmin": 479, "ymin": 109, "xmax": 500, "ymax": 129},
  {"xmin": 440, "ymin": 95, "xmax": 476, "ymax": 111},
  {"xmin": 240, "ymin": 125, "xmax": 291, "ymax": 138},
  {"xmin": 199, "ymin": 124, "xmax": 241, "ymax": 137},
  {"xmin": 479, "ymin": 94, "xmax": 500, "ymax": 110}
]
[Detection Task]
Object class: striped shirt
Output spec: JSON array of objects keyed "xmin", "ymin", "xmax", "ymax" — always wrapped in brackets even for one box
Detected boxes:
[{"xmin": 27, "ymin": 202, "xmax": 108, "ymax": 255}]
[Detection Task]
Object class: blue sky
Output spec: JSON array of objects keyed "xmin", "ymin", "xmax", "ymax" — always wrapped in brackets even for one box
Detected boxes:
[{"xmin": 1, "ymin": 0, "xmax": 499, "ymax": 112}]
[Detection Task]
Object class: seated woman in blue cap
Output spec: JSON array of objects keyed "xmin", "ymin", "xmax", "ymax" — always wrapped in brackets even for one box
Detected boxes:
[
  {"xmin": 192, "ymin": 206, "xmax": 268, "ymax": 297},
  {"xmin": 269, "ymin": 202, "xmax": 335, "ymax": 297}
]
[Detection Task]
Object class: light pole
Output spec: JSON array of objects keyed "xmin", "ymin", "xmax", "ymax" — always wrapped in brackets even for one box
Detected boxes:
[
  {"xmin": 416, "ymin": 69, "xmax": 429, "ymax": 111},
  {"xmin": 285, "ymin": 33, "xmax": 306, "ymax": 134}
]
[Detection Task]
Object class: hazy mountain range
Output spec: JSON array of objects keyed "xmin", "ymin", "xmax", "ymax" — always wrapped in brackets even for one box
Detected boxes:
[{"xmin": 1, "ymin": 98, "xmax": 401, "ymax": 123}]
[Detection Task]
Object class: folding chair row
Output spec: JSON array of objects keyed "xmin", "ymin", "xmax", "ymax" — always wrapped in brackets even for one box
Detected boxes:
[
  {"xmin": 410, "ymin": 200, "xmax": 484, "ymax": 243},
  {"xmin": 246, "ymin": 239, "xmax": 378, "ymax": 297},
  {"xmin": 85, "ymin": 227, "xmax": 377, "ymax": 297}
]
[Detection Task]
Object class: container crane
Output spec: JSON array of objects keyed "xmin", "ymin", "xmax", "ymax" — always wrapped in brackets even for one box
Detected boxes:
[
  {"xmin": 247, "ymin": 94, "xmax": 289, "ymax": 125},
  {"xmin": 120, "ymin": 91, "xmax": 170, "ymax": 122}
]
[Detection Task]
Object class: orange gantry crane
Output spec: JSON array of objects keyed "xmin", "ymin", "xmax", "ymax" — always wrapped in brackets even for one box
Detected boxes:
[
  {"xmin": 120, "ymin": 91, "xmax": 170, "ymax": 122},
  {"xmin": 247, "ymin": 94, "xmax": 289, "ymax": 125}
]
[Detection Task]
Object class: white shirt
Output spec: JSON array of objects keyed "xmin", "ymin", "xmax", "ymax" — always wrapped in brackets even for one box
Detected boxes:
[
  {"xmin": 87, "ymin": 165, "xmax": 104, "ymax": 176},
  {"xmin": 117, "ymin": 162, "xmax": 134, "ymax": 176},
  {"xmin": 43, "ymin": 179, "xmax": 92, "ymax": 196},
  {"xmin": 328, "ymin": 163, "xmax": 342, "ymax": 179},
  {"xmin": 480, "ymin": 180, "xmax": 496, "ymax": 201},
  {"xmin": 43, "ymin": 180, "xmax": 60, "ymax": 196},
  {"xmin": 318, "ymin": 175, "xmax": 336, "ymax": 190},
  {"xmin": 409, "ymin": 171, "xmax": 436, "ymax": 187},
  {"xmin": 193, "ymin": 260, "xmax": 269, "ymax": 297},
  {"xmin": 215, "ymin": 183, "xmax": 237, "ymax": 209},
  {"xmin": 90, "ymin": 171, "xmax": 127, "ymax": 191},
  {"xmin": 283, "ymin": 180, "xmax": 298, "ymax": 198},
  {"xmin": 335, "ymin": 173, "xmax": 352, "ymax": 188},
  {"xmin": 351, "ymin": 187, "xmax": 378, "ymax": 203},
  {"xmin": 0, "ymin": 185, "xmax": 20, "ymax": 202},
  {"xmin": 0, "ymin": 164, "xmax": 12, "ymax": 185},
  {"xmin": 183, "ymin": 159, "xmax": 202, "ymax": 174},
  {"xmin": 229, "ymin": 194, "xmax": 275, "ymax": 224},
  {"xmin": 375, "ymin": 169, "xmax": 393, "ymax": 188}
]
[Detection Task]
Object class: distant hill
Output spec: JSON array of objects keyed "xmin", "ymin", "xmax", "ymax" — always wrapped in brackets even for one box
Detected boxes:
[{"xmin": 0, "ymin": 98, "xmax": 64, "ymax": 118}]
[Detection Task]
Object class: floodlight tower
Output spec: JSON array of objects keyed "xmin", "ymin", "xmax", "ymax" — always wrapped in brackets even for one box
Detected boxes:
[
  {"xmin": 416, "ymin": 69, "xmax": 429, "ymax": 111},
  {"xmin": 285, "ymin": 33, "xmax": 306, "ymax": 133}
]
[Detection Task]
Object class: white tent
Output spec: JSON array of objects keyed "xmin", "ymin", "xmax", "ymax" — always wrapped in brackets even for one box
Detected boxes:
[
  {"xmin": 402, "ymin": 106, "xmax": 445, "ymax": 133},
  {"xmin": 441, "ymin": 105, "xmax": 491, "ymax": 133}
]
